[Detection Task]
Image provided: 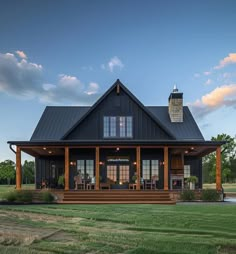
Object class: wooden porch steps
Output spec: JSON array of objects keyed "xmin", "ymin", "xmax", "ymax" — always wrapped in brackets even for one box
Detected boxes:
[{"xmin": 61, "ymin": 190, "xmax": 176, "ymax": 204}]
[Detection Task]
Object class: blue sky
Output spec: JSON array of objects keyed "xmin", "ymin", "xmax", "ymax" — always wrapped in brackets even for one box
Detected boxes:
[{"xmin": 0, "ymin": 0, "xmax": 236, "ymax": 162}]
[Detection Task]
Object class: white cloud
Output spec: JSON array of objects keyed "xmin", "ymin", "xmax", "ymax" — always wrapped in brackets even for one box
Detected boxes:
[
  {"xmin": 102, "ymin": 56, "xmax": 124, "ymax": 72},
  {"xmin": 204, "ymin": 71, "xmax": 211, "ymax": 76},
  {"xmin": 214, "ymin": 53, "xmax": 236, "ymax": 70},
  {"xmin": 58, "ymin": 74, "xmax": 83, "ymax": 89},
  {"xmin": 190, "ymin": 84, "xmax": 236, "ymax": 118},
  {"xmin": 0, "ymin": 52, "xmax": 43, "ymax": 96},
  {"xmin": 85, "ymin": 82, "xmax": 99, "ymax": 95},
  {"xmin": 205, "ymin": 79, "xmax": 212, "ymax": 85},
  {"xmin": 15, "ymin": 50, "xmax": 27, "ymax": 59},
  {"xmin": 42, "ymin": 83, "xmax": 56, "ymax": 91},
  {"xmin": 0, "ymin": 51, "xmax": 100, "ymax": 105}
]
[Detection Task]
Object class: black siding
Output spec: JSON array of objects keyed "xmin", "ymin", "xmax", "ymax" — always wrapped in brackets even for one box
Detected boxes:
[
  {"xmin": 184, "ymin": 156, "xmax": 203, "ymax": 188},
  {"xmin": 66, "ymin": 87, "xmax": 171, "ymax": 140}
]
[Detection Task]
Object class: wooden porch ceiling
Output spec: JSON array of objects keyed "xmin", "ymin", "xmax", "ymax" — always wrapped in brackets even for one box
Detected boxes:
[
  {"xmin": 20, "ymin": 145, "xmax": 217, "ymax": 158},
  {"xmin": 21, "ymin": 147, "xmax": 65, "ymax": 157}
]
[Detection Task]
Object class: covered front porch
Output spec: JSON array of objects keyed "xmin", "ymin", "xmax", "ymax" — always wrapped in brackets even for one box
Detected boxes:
[{"xmin": 9, "ymin": 141, "xmax": 224, "ymax": 192}]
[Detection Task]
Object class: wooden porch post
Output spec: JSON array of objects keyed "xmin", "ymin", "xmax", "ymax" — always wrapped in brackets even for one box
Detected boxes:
[
  {"xmin": 64, "ymin": 147, "xmax": 69, "ymax": 191},
  {"xmin": 216, "ymin": 146, "xmax": 222, "ymax": 191},
  {"xmin": 164, "ymin": 146, "xmax": 169, "ymax": 190},
  {"xmin": 136, "ymin": 146, "xmax": 141, "ymax": 190},
  {"xmin": 95, "ymin": 147, "xmax": 100, "ymax": 190},
  {"xmin": 16, "ymin": 146, "xmax": 22, "ymax": 190}
]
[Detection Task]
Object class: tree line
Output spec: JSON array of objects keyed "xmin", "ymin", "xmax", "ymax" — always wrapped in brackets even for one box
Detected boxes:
[
  {"xmin": 203, "ymin": 133, "xmax": 236, "ymax": 183},
  {"xmin": 0, "ymin": 160, "xmax": 35, "ymax": 185}
]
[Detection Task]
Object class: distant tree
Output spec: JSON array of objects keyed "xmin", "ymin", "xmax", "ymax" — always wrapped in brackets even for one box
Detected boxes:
[
  {"xmin": 203, "ymin": 134, "xmax": 236, "ymax": 183},
  {"xmin": 0, "ymin": 160, "xmax": 15, "ymax": 185},
  {"xmin": 22, "ymin": 160, "xmax": 35, "ymax": 184}
]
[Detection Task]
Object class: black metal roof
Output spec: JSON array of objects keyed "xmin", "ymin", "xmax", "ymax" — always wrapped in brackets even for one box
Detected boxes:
[
  {"xmin": 30, "ymin": 105, "xmax": 204, "ymax": 142},
  {"xmin": 147, "ymin": 106, "xmax": 204, "ymax": 140},
  {"xmin": 30, "ymin": 106, "xmax": 90, "ymax": 141}
]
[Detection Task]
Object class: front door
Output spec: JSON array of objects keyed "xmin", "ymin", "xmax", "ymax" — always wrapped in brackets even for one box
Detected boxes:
[{"xmin": 107, "ymin": 165, "xmax": 130, "ymax": 185}]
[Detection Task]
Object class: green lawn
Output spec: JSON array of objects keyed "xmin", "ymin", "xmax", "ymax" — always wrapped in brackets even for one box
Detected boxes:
[
  {"xmin": 203, "ymin": 183, "xmax": 236, "ymax": 192},
  {"xmin": 0, "ymin": 204, "xmax": 236, "ymax": 254}
]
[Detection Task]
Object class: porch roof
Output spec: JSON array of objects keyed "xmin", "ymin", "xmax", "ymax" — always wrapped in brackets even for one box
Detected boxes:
[{"xmin": 8, "ymin": 140, "xmax": 225, "ymax": 158}]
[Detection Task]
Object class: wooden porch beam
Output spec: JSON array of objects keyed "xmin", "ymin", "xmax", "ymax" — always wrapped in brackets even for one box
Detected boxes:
[
  {"xmin": 216, "ymin": 146, "xmax": 222, "ymax": 191},
  {"xmin": 164, "ymin": 146, "xmax": 169, "ymax": 190},
  {"xmin": 136, "ymin": 146, "xmax": 141, "ymax": 190},
  {"xmin": 64, "ymin": 147, "xmax": 69, "ymax": 191},
  {"xmin": 16, "ymin": 146, "xmax": 22, "ymax": 190},
  {"xmin": 95, "ymin": 147, "xmax": 100, "ymax": 190}
]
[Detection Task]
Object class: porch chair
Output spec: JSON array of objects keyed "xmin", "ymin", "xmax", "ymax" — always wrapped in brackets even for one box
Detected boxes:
[
  {"xmin": 74, "ymin": 175, "xmax": 85, "ymax": 190},
  {"xmin": 145, "ymin": 175, "xmax": 158, "ymax": 190}
]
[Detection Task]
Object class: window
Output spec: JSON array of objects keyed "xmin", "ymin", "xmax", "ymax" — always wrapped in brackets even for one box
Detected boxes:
[
  {"xmin": 107, "ymin": 165, "xmax": 117, "ymax": 182},
  {"xmin": 86, "ymin": 160, "xmax": 94, "ymax": 179},
  {"xmin": 103, "ymin": 116, "xmax": 133, "ymax": 138},
  {"xmin": 119, "ymin": 165, "xmax": 129, "ymax": 183},
  {"xmin": 142, "ymin": 160, "xmax": 150, "ymax": 180},
  {"xmin": 142, "ymin": 160, "xmax": 159, "ymax": 180},
  {"xmin": 151, "ymin": 160, "xmax": 159, "ymax": 177},
  {"xmin": 77, "ymin": 160, "xmax": 94, "ymax": 179},
  {"xmin": 184, "ymin": 165, "xmax": 190, "ymax": 178}
]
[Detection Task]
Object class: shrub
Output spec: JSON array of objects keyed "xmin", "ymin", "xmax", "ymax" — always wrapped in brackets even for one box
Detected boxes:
[
  {"xmin": 16, "ymin": 191, "xmax": 33, "ymax": 203},
  {"xmin": 3, "ymin": 191, "xmax": 18, "ymax": 202},
  {"xmin": 41, "ymin": 191, "xmax": 54, "ymax": 203},
  {"xmin": 58, "ymin": 175, "xmax": 65, "ymax": 188},
  {"xmin": 180, "ymin": 189, "xmax": 196, "ymax": 201},
  {"xmin": 201, "ymin": 189, "xmax": 220, "ymax": 201}
]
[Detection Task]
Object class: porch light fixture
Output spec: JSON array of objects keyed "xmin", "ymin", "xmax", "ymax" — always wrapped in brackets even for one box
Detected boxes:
[
  {"xmin": 133, "ymin": 161, "xmax": 137, "ymax": 165},
  {"xmin": 191, "ymin": 147, "xmax": 195, "ymax": 150},
  {"xmin": 48, "ymin": 151, "xmax": 52, "ymax": 154},
  {"xmin": 43, "ymin": 147, "xmax": 47, "ymax": 150},
  {"xmin": 116, "ymin": 147, "xmax": 120, "ymax": 151},
  {"xmin": 184, "ymin": 150, "xmax": 189, "ymax": 154},
  {"xmin": 70, "ymin": 161, "xmax": 76, "ymax": 166},
  {"xmin": 119, "ymin": 181, "xmax": 122, "ymax": 185},
  {"xmin": 99, "ymin": 161, "xmax": 104, "ymax": 165}
]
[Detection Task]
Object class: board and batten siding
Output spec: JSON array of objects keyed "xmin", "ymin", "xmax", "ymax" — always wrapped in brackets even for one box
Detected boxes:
[{"xmin": 65, "ymin": 87, "xmax": 172, "ymax": 140}]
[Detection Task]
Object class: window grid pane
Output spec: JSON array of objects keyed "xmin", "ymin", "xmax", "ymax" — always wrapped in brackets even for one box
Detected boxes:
[
  {"xmin": 103, "ymin": 116, "xmax": 133, "ymax": 138},
  {"xmin": 77, "ymin": 160, "xmax": 85, "ymax": 177},
  {"xmin": 184, "ymin": 165, "xmax": 191, "ymax": 178},
  {"xmin": 119, "ymin": 165, "xmax": 129, "ymax": 183},
  {"xmin": 86, "ymin": 160, "xmax": 94, "ymax": 178},
  {"xmin": 107, "ymin": 165, "xmax": 117, "ymax": 182},
  {"xmin": 120, "ymin": 117, "xmax": 126, "ymax": 137},
  {"xmin": 103, "ymin": 117, "xmax": 109, "ymax": 137},
  {"xmin": 127, "ymin": 117, "xmax": 133, "ymax": 137},
  {"xmin": 151, "ymin": 160, "xmax": 159, "ymax": 177},
  {"xmin": 110, "ymin": 117, "xmax": 116, "ymax": 137},
  {"xmin": 142, "ymin": 160, "xmax": 150, "ymax": 180}
]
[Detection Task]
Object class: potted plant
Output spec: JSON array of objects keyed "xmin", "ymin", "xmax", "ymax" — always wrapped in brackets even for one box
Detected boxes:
[
  {"xmin": 132, "ymin": 174, "xmax": 137, "ymax": 183},
  {"xmin": 57, "ymin": 175, "xmax": 65, "ymax": 189},
  {"xmin": 187, "ymin": 176, "xmax": 198, "ymax": 190}
]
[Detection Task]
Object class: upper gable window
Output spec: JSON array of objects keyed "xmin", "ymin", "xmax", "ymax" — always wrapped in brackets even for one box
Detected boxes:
[{"xmin": 103, "ymin": 116, "xmax": 133, "ymax": 138}]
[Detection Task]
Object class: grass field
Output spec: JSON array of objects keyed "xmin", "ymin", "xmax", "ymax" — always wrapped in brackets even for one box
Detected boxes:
[
  {"xmin": 203, "ymin": 183, "xmax": 236, "ymax": 192},
  {"xmin": 0, "ymin": 204, "xmax": 236, "ymax": 254}
]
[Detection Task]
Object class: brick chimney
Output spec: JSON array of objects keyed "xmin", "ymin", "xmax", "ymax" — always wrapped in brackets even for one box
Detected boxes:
[{"xmin": 168, "ymin": 85, "xmax": 183, "ymax": 122}]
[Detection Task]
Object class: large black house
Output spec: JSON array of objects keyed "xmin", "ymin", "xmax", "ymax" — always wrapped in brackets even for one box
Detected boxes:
[{"xmin": 9, "ymin": 80, "xmax": 223, "ymax": 191}]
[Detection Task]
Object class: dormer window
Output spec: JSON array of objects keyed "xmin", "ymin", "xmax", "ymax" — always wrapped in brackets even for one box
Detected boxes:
[{"xmin": 103, "ymin": 116, "xmax": 133, "ymax": 138}]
